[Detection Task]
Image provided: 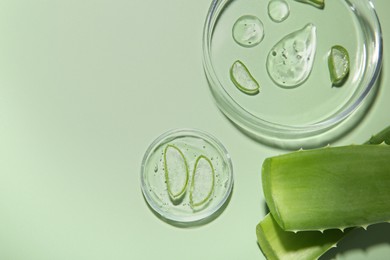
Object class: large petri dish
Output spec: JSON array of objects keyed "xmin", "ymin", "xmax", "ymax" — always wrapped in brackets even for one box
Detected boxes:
[
  {"xmin": 140, "ymin": 129, "xmax": 233, "ymax": 225},
  {"xmin": 203, "ymin": 0, "xmax": 382, "ymax": 149}
]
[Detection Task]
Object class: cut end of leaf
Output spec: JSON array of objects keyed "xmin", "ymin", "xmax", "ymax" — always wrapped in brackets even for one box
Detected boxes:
[
  {"xmin": 256, "ymin": 214, "xmax": 347, "ymax": 260},
  {"xmin": 256, "ymin": 216, "xmax": 279, "ymax": 260},
  {"xmin": 230, "ymin": 60, "xmax": 260, "ymax": 95},
  {"xmin": 261, "ymin": 158, "xmax": 286, "ymax": 230}
]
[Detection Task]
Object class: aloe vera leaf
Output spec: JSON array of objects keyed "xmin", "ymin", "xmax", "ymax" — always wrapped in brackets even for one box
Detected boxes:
[
  {"xmin": 256, "ymin": 214, "xmax": 350, "ymax": 260},
  {"xmin": 365, "ymin": 126, "xmax": 390, "ymax": 145},
  {"xmin": 257, "ymin": 131, "xmax": 390, "ymax": 259},
  {"xmin": 262, "ymin": 144, "xmax": 390, "ymax": 231},
  {"xmin": 294, "ymin": 0, "xmax": 324, "ymax": 9}
]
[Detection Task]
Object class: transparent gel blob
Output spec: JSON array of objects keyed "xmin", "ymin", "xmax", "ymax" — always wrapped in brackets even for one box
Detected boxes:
[
  {"xmin": 266, "ymin": 23, "xmax": 317, "ymax": 88},
  {"xmin": 232, "ymin": 15, "xmax": 264, "ymax": 47},
  {"xmin": 268, "ymin": 0, "xmax": 290, "ymax": 23}
]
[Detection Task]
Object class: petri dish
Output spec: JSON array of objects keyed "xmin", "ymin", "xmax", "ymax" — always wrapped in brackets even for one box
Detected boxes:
[
  {"xmin": 203, "ymin": 0, "xmax": 382, "ymax": 149},
  {"xmin": 140, "ymin": 129, "xmax": 233, "ymax": 225}
]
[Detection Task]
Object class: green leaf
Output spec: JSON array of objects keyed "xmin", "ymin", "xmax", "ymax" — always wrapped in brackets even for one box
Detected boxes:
[
  {"xmin": 294, "ymin": 0, "xmax": 325, "ymax": 9},
  {"xmin": 257, "ymin": 127, "xmax": 390, "ymax": 259},
  {"xmin": 256, "ymin": 214, "xmax": 349, "ymax": 260},
  {"xmin": 262, "ymin": 145, "xmax": 390, "ymax": 232}
]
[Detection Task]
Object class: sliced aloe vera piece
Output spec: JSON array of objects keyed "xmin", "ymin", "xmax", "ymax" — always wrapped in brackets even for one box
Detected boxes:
[
  {"xmin": 294, "ymin": 0, "xmax": 324, "ymax": 9},
  {"xmin": 190, "ymin": 155, "xmax": 215, "ymax": 207},
  {"xmin": 164, "ymin": 144, "xmax": 189, "ymax": 201},
  {"xmin": 328, "ymin": 45, "xmax": 350, "ymax": 86},
  {"xmin": 230, "ymin": 60, "xmax": 260, "ymax": 95},
  {"xmin": 256, "ymin": 214, "xmax": 349, "ymax": 260},
  {"xmin": 262, "ymin": 144, "xmax": 390, "ymax": 232}
]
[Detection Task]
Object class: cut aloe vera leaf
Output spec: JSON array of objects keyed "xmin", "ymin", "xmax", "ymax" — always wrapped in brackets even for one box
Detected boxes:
[
  {"xmin": 164, "ymin": 144, "xmax": 189, "ymax": 201},
  {"xmin": 262, "ymin": 144, "xmax": 390, "ymax": 232},
  {"xmin": 328, "ymin": 45, "xmax": 350, "ymax": 86},
  {"xmin": 294, "ymin": 0, "xmax": 324, "ymax": 9},
  {"xmin": 257, "ymin": 131, "xmax": 390, "ymax": 259},
  {"xmin": 256, "ymin": 214, "xmax": 349, "ymax": 260},
  {"xmin": 190, "ymin": 155, "xmax": 215, "ymax": 208},
  {"xmin": 365, "ymin": 126, "xmax": 390, "ymax": 145},
  {"xmin": 230, "ymin": 60, "xmax": 260, "ymax": 95}
]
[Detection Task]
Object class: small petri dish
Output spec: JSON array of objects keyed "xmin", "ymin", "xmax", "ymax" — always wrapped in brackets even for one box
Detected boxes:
[
  {"xmin": 203, "ymin": 0, "xmax": 382, "ymax": 149},
  {"xmin": 140, "ymin": 129, "xmax": 233, "ymax": 225}
]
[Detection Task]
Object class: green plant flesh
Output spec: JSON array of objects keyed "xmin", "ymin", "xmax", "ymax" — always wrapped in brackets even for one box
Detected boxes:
[
  {"xmin": 365, "ymin": 125, "xmax": 390, "ymax": 145},
  {"xmin": 256, "ymin": 214, "xmax": 350, "ymax": 260},
  {"xmin": 257, "ymin": 128, "xmax": 390, "ymax": 259},
  {"xmin": 294, "ymin": 0, "xmax": 324, "ymax": 9},
  {"xmin": 262, "ymin": 144, "xmax": 390, "ymax": 232},
  {"xmin": 164, "ymin": 144, "xmax": 189, "ymax": 201},
  {"xmin": 190, "ymin": 155, "xmax": 215, "ymax": 208},
  {"xmin": 230, "ymin": 60, "xmax": 260, "ymax": 95},
  {"xmin": 328, "ymin": 45, "xmax": 350, "ymax": 86}
]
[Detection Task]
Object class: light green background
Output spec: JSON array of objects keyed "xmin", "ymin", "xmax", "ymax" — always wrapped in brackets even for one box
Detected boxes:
[{"xmin": 0, "ymin": 0, "xmax": 389, "ymax": 259}]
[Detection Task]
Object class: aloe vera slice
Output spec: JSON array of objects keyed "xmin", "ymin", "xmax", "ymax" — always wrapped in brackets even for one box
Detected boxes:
[
  {"xmin": 328, "ymin": 45, "xmax": 350, "ymax": 86},
  {"xmin": 294, "ymin": 0, "xmax": 324, "ymax": 9},
  {"xmin": 164, "ymin": 144, "xmax": 189, "ymax": 201},
  {"xmin": 230, "ymin": 60, "xmax": 260, "ymax": 95},
  {"xmin": 262, "ymin": 145, "xmax": 390, "ymax": 232},
  {"xmin": 256, "ymin": 214, "xmax": 349, "ymax": 260},
  {"xmin": 190, "ymin": 155, "xmax": 215, "ymax": 207}
]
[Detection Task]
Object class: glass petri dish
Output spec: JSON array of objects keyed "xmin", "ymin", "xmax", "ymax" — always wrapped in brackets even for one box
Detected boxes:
[
  {"xmin": 203, "ymin": 0, "xmax": 382, "ymax": 149},
  {"xmin": 140, "ymin": 129, "xmax": 233, "ymax": 225}
]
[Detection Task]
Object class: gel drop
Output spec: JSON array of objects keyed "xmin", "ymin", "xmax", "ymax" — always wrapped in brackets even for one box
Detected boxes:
[
  {"xmin": 268, "ymin": 0, "xmax": 290, "ymax": 23},
  {"xmin": 266, "ymin": 23, "xmax": 317, "ymax": 88},
  {"xmin": 232, "ymin": 15, "xmax": 265, "ymax": 47}
]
